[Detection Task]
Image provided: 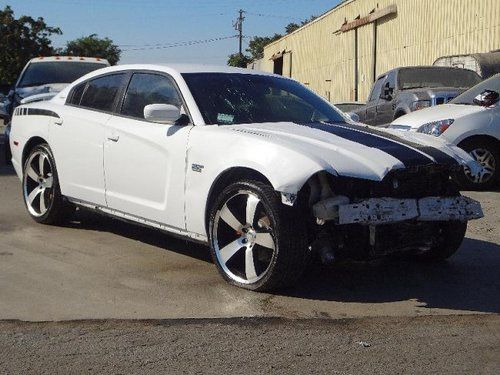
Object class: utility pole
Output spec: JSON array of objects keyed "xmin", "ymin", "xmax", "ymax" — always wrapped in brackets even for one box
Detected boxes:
[{"xmin": 233, "ymin": 9, "xmax": 245, "ymax": 56}]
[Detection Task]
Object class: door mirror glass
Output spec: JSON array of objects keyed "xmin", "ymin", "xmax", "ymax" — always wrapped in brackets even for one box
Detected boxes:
[{"xmin": 144, "ymin": 103, "xmax": 181, "ymax": 124}]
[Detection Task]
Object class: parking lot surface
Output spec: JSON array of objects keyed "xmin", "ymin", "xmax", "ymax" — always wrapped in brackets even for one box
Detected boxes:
[{"xmin": 1, "ymin": 160, "xmax": 499, "ymax": 321}]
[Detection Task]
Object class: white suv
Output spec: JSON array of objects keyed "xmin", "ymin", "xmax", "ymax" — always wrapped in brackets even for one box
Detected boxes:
[{"xmin": 389, "ymin": 74, "xmax": 500, "ymax": 190}]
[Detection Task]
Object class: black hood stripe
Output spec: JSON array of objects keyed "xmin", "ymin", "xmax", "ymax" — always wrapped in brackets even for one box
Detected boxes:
[
  {"xmin": 337, "ymin": 122, "xmax": 458, "ymax": 166},
  {"xmin": 299, "ymin": 122, "xmax": 458, "ymax": 168}
]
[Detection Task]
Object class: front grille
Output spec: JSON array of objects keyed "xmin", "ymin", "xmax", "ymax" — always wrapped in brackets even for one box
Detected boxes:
[
  {"xmin": 434, "ymin": 96, "xmax": 456, "ymax": 105},
  {"xmin": 328, "ymin": 165, "xmax": 455, "ymax": 200}
]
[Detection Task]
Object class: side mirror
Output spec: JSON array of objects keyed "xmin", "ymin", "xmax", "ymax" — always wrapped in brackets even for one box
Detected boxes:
[
  {"xmin": 346, "ymin": 112, "xmax": 360, "ymax": 122},
  {"xmin": 473, "ymin": 90, "xmax": 499, "ymax": 107},
  {"xmin": 380, "ymin": 84, "xmax": 394, "ymax": 101},
  {"xmin": 144, "ymin": 103, "xmax": 181, "ymax": 124}
]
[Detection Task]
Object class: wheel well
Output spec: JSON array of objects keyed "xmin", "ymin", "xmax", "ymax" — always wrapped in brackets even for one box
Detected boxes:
[
  {"xmin": 457, "ymin": 135, "xmax": 500, "ymax": 151},
  {"xmin": 22, "ymin": 137, "xmax": 47, "ymax": 168},
  {"xmin": 204, "ymin": 167, "xmax": 272, "ymax": 233}
]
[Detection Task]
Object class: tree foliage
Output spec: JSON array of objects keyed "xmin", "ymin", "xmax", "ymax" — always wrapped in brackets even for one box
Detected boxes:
[
  {"xmin": 61, "ymin": 34, "xmax": 121, "ymax": 65},
  {"xmin": 246, "ymin": 34, "xmax": 283, "ymax": 61},
  {"xmin": 229, "ymin": 15, "xmax": 318, "ymax": 66},
  {"xmin": 0, "ymin": 6, "xmax": 61, "ymax": 84},
  {"xmin": 227, "ymin": 53, "xmax": 252, "ymax": 68}
]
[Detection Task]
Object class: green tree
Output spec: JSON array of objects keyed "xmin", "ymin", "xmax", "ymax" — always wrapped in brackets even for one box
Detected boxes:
[
  {"xmin": 246, "ymin": 34, "xmax": 282, "ymax": 60},
  {"xmin": 62, "ymin": 34, "xmax": 121, "ymax": 65},
  {"xmin": 285, "ymin": 16, "xmax": 318, "ymax": 34},
  {"xmin": 0, "ymin": 5, "xmax": 61, "ymax": 84},
  {"xmin": 227, "ymin": 53, "xmax": 252, "ymax": 68}
]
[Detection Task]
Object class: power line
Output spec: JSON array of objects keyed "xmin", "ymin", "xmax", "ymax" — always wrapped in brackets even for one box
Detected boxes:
[{"xmin": 121, "ymin": 35, "xmax": 237, "ymax": 51}]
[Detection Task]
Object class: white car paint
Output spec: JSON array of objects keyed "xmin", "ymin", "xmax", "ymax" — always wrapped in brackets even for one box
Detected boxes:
[
  {"xmin": 389, "ymin": 73, "xmax": 500, "ymax": 147},
  {"xmin": 9, "ymin": 64, "xmax": 482, "ymax": 243}
]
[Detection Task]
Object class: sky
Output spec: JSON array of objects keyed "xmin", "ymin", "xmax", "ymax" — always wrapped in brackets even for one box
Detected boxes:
[{"xmin": 1, "ymin": 0, "xmax": 342, "ymax": 65}]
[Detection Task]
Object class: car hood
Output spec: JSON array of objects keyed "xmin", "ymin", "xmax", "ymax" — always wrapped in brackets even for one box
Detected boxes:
[
  {"xmin": 16, "ymin": 83, "xmax": 68, "ymax": 99},
  {"xmin": 391, "ymin": 104, "xmax": 485, "ymax": 129},
  {"xmin": 225, "ymin": 121, "xmax": 478, "ymax": 181}
]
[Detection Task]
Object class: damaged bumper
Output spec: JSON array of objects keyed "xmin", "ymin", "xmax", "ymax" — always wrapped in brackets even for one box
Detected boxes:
[{"xmin": 314, "ymin": 196, "xmax": 483, "ymax": 225}]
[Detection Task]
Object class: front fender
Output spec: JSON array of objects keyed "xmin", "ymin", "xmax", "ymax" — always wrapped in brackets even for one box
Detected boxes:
[{"xmin": 184, "ymin": 126, "xmax": 332, "ymax": 236}]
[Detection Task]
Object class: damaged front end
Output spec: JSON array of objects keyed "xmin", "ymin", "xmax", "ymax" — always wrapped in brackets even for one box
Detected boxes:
[{"xmin": 297, "ymin": 166, "xmax": 483, "ymax": 264}]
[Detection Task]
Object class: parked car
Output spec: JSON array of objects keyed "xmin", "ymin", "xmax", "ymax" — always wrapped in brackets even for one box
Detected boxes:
[
  {"xmin": 10, "ymin": 64, "xmax": 483, "ymax": 291},
  {"xmin": 352, "ymin": 66, "xmax": 482, "ymax": 126},
  {"xmin": 389, "ymin": 73, "xmax": 500, "ymax": 190},
  {"xmin": 4, "ymin": 56, "xmax": 109, "ymax": 162}
]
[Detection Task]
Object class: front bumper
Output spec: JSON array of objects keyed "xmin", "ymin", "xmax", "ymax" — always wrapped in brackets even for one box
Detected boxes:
[{"xmin": 314, "ymin": 196, "xmax": 483, "ymax": 225}]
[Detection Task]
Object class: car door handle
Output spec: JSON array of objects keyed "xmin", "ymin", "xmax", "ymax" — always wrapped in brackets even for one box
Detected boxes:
[
  {"xmin": 54, "ymin": 118, "xmax": 63, "ymax": 126},
  {"xmin": 107, "ymin": 135, "xmax": 120, "ymax": 142}
]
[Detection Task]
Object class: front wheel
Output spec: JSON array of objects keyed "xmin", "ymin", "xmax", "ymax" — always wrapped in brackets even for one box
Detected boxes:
[
  {"xmin": 456, "ymin": 138, "xmax": 499, "ymax": 190},
  {"xmin": 208, "ymin": 180, "xmax": 309, "ymax": 291},
  {"xmin": 414, "ymin": 221, "xmax": 467, "ymax": 261},
  {"xmin": 22, "ymin": 143, "xmax": 73, "ymax": 224}
]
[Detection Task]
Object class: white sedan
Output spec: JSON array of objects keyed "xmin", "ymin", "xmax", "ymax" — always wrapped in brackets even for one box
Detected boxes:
[
  {"xmin": 9, "ymin": 64, "xmax": 483, "ymax": 291},
  {"xmin": 389, "ymin": 73, "xmax": 500, "ymax": 190}
]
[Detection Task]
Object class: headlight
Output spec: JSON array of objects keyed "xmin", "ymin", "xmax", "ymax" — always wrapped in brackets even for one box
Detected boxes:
[
  {"xmin": 411, "ymin": 100, "xmax": 431, "ymax": 111},
  {"xmin": 417, "ymin": 119, "xmax": 454, "ymax": 136}
]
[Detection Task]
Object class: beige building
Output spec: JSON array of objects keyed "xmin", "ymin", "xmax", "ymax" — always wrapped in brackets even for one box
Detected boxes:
[{"xmin": 251, "ymin": 0, "xmax": 500, "ymax": 103}]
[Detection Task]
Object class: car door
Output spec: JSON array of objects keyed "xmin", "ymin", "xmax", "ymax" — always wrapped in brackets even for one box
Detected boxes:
[
  {"xmin": 103, "ymin": 72, "xmax": 193, "ymax": 229},
  {"xmin": 375, "ymin": 70, "xmax": 397, "ymax": 125},
  {"xmin": 50, "ymin": 73, "xmax": 127, "ymax": 205},
  {"xmin": 363, "ymin": 76, "xmax": 385, "ymax": 125}
]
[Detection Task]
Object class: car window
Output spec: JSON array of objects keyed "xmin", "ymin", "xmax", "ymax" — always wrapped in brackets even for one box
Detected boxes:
[
  {"xmin": 80, "ymin": 74, "xmax": 125, "ymax": 112},
  {"xmin": 182, "ymin": 73, "xmax": 345, "ymax": 125},
  {"xmin": 385, "ymin": 71, "xmax": 397, "ymax": 89},
  {"xmin": 369, "ymin": 77, "xmax": 385, "ymax": 102},
  {"xmin": 398, "ymin": 67, "xmax": 481, "ymax": 90},
  {"xmin": 121, "ymin": 73, "xmax": 182, "ymax": 119},
  {"xmin": 451, "ymin": 74, "xmax": 500, "ymax": 105},
  {"xmin": 68, "ymin": 82, "xmax": 87, "ymax": 106},
  {"xmin": 17, "ymin": 62, "xmax": 108, "ymax": 88}
]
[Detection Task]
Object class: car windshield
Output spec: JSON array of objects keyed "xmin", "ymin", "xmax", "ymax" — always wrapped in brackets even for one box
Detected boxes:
[
  {"xmin": 398, "ymin": 68, "xmax": 481, "ymax": 90},
  {"xmin": 450, "ymin": 74, "xmax": 500, "ymax": 105},
  {"xmin": 18, "ymin": 61, "xmax": 107, "ymax": 88},
  {"xmin": 182, "ymin": 73, "xmax": 346, "ymax": 125}
]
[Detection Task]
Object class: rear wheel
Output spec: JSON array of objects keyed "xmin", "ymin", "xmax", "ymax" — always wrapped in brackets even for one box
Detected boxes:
[
  {"xmin": 22, "ymin": 144, "xmax": 73, "ymax": 224},
  {"xmin": 208, "ymin": 180, "xmax": 309, "ymax": 291}
]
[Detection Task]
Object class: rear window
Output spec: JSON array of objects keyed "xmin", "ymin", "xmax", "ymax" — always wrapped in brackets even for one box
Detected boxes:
[
  {"xmin": 80, "ymin": 74, "xmax": 125, "ymax": 112},
  {"xmin": 18, "ymin": 61, "xmax": 107, "ymax": 88},
  {"xmin": 398, "ymin": 68, "xmax": 481, "ymax": 90}
]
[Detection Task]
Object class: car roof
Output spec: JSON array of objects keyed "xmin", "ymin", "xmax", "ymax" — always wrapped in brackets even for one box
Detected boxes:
[
  {"xmin": 28, "ymin": 56, "xmax": 110, "ymax": 65},
  {"xmin": 71, "ymin": 63, "xmax": 277, "ymax": 78}
]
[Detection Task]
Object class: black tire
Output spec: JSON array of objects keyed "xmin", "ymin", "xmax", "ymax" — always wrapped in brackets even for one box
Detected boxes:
[
  {"xmin": 414, "ymin": 221, "xmax": 467, "ymax": 261},
  {"xmin": 208, "ymin": 180, "xmax": 309, "ymax": 291},
  {"xmin": 22, "ymin": 143, "xmax": 73, "ymax": 224},
  {"xmin": 455, "ymin": 138, "xmax": 499, "ymax": 191}
]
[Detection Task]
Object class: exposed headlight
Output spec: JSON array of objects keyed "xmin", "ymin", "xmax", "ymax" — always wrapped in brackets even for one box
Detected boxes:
[
  {"xmin": 411, "ymin": 100, "xmax": 431, "ymax": 111},
  {"xmin": 417, "ymin": 119, "xmax": 454, "ymax": 136}
]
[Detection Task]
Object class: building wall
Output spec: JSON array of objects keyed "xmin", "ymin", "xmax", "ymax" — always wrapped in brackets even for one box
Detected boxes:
[{"xmin": 259, "ymin": 0, "xmax": 500, "ymax": 103}]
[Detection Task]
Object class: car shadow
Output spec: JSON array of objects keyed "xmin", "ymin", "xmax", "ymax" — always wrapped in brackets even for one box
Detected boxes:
[
  {"xmin": 276, "ymin": 237, "xmax": 500, "ymax": 314},
  {"xmin": 65, "ymin": 209, "xmax": 212, "ymax": 263},
  {"xmin": 67, "ymin": 209, "xmax": 500, "ymax": 314}
]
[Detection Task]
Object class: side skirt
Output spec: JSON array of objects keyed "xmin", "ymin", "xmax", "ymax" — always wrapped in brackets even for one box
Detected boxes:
[{"xmin": 66, "ymin": 197, "xmax": 209, "ymax": 245}]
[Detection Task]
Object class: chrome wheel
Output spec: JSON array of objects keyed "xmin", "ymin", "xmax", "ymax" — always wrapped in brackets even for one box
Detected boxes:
[
  {"xmin": 212, "ymin": 190, "xmax": 276, "ymax": 285},
  {"xmin": 465, "ymin": 148, "xmax": 496, "ymax": 184},
  {"xmin": 23, "ymin": 150, "xmax": 54, "ymax": 217}
]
